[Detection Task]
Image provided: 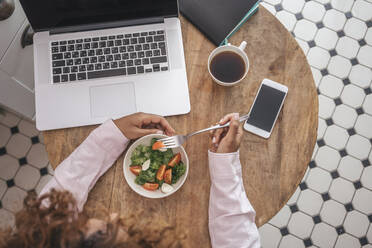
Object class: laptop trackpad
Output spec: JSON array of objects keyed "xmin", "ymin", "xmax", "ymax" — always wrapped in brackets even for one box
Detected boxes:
[{"xmin": 90, "ymin": 82, "xmax": 136, "ymax": 118}]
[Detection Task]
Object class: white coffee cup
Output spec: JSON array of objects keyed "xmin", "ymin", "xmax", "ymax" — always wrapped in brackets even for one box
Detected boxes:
[{"xmin": 208, "ymin": 41, "xmax": 249, "ymax": 87}]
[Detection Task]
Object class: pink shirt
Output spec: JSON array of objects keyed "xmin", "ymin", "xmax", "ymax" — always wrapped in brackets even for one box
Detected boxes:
[{"xmin": 40, "ymin": 120, "xmax": 260, "ymax": 248}]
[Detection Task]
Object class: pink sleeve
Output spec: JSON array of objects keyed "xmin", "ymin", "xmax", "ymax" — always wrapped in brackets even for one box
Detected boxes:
[
  {"xmin": 39, "ymin": 120, "xmax": 130, "ymax": 211},
  {"xmin": 208, "ymin": 150, "xmax": 260, "ymax": 248}
]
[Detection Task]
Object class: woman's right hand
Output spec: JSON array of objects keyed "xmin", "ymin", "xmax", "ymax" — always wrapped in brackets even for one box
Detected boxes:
[{"xmin": 209, "ymin": 113, "xmax": 244, "ymax": 153}]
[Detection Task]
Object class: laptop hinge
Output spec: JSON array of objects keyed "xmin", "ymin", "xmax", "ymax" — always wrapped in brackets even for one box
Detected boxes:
[{"xmin": 50, "ymin": 17, "xmax": 165, "ymax": 35}]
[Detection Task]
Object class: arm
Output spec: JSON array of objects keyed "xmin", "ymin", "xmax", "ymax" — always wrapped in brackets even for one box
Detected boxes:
[{"xmin": 208, "ymin": 151, "xmax": 260, "ymax": 248}]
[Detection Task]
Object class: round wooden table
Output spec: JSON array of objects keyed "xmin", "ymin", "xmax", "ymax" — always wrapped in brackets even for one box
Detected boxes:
[{"xmin": 44, "ymin": 8, "xmax": 318, "ymax": 247}]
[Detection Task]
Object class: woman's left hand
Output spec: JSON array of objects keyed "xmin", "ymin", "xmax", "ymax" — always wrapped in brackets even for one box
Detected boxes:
[{"xmin": 113, "ymin": 112, "xmax": 175, "ymax": 139}]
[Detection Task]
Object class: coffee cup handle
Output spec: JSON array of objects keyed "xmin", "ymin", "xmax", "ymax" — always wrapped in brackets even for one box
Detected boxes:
[{"xmin": 239, "ymin": 41, "xmax": 247, "ymax": 51}]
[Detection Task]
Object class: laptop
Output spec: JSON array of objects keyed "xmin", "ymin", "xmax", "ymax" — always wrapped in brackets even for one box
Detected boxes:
[{"xmin": 19, "ymin": 0, "xmax": 191, "ymax": 131}]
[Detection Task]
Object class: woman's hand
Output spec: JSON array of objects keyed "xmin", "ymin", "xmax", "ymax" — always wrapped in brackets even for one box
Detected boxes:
[
  {"xmin": 114, "ymin": 112, "xmax": 175, "ymax": 139},
  {"xmin": 209, "ymin": 113, "xmax": 243, "ymax": 153}
]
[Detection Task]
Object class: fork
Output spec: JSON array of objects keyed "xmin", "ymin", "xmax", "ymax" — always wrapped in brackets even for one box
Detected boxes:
[{"xmin": 159, "ymin": 114, "xmax": 250, "ymax": 148}]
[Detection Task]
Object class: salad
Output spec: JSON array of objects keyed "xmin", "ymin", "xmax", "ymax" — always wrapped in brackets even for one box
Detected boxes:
[{"xmin": 129, "ymin": 138, "xmax": 186, "ymax": 193}]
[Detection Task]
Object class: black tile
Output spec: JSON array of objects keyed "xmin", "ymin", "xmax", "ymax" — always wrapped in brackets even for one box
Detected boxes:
[
  {"xmin": 291, "ymin": 31, "xmax": 295, "ymax": 37},
  {"xmin": 0, "ymin": 200, "xmax": 2, "ymax": 209},
  {"xmin": 331, "ymin": 170, "xmax": 339, "ymax": 179},
  {"xmin": 295, "ymin": 13, "xmax": 303, "ymax": 20},
  {"xmin": 289, "ymin": 204, "xmax": 299, "ymax": 213},
  {"xmin": 321, "ymin": 69, "xmax": 329, "ymax": 76},
  {"xmin": 40, "ymin": 167, "xmax": 48, "ymax": 176},
  {"xmin": 358, "ymin": 39, "xmax": 366, "ymax": 46},
  {"xmin": 364, "ymin": 87, "xmax": 372, "ymax": 95},
  {"xmin": 308, "ymin": 40, "xmax": 316, "ymax": 48},
  {"xmin": 19, "ymin": 157, "xmax": 27, "ymax": 166},
  {"xmin": 342, "ymin": 78, "xmax": 350, "ymax": 85},
  {"xmin": 299, "ymin": 182, "xmax": 308, "ymax": 190},
  {"xmin": 370, "ymin": 138, "xmax": 372, "ymax": 145},
  {"xmin": 322, "ymin": 192, "xmax": 330, "ymax": 201},
  {"xmin": 359, "ymin": 237, "xmax": 368, "ymax": 246},
  {"xmin": 367, "ymin": 20, "xmax": 372, "ymax": 28},
  {"xmin": 10, "ymin": 126, "xmax": 19, "ymax": 134},
  {"xmin": 368, "ymin": 214, "xmax": 372, "ymax": 222},
  {"xmin": 350, "ymin": 58, "xmax": 359, "ymax": 66},
  {"xmin": 31, "ymin": 136, "xmax": 39, "ymax": 144},
  {"xmin": 329, "ymin": 49, "xmax": 337, "ymax": 57},
  {"xmin": 303, "ymin": 238, "xmax": 313, "ymax": 247},
  {"xmin": 356, "ymin": 107, "xmax": 364, "ymax": 115},
  {"xmin": 324, "ymin": 3, "xmax": 332, "ymax": 10},
  {"xmin": 334, "ymin": 98, "xmax": 342, "ymax": 106},
  {"xmin": 345, "ymin": 202, "xmax": 353, "ymax": 212},
  {"xmin": 325, "ymin": 118, "xmax": 333, "ymax": 126},
  {"xmin": 309, "ymin": 160, "xmax": 317, "ymax": 168},
  {"xmin": 6, "ymin": 179, "xmax": 15, "ymax": 188},
  {"xmin": 274, "ymin": 4, "xmax": 283, "ymax": 12},
  {"xmin": 336, "ymin": 226, "xmax": 345, "ymax": 235},
  {"xmin": 317, "ymin": 88, "xmax": 321, "ymax": 95},
  {"xmin": 345, "ymin": 12, "xmax": 352, "ymax": 19},
  {"xmin": 280, "ymin": 227, "xmax": 289, "ymax": 236},
  {"xmin": 316, "ymin": 21, "xmax": 324, "ymax": 29},
  {"xmin": 362, "ymin": 159, "xmax": 371, "ymax": 167},
  {"xmin": 0, "ymin": 147, "xmax": 6, "ymax": 156},
  {"xmin": 339, "ymin": 149, "xmax": 347, "ymax": 157},
  {"xmin": 337, "ymin": 30, "xmax": 345, "ymax": 38},
  {"xmin": 353, "ymin": 180, "xmax": 362, "ymax": 189},
  {"xmin": 313, "ymin": 215, "xmax": 321, "ymax": 224},
  {"xmin": 317, "ymin": 139, "xmax": 326, "ymax": 147},
  {"xmin": 347, "ymin": 128, "xmax": 356, "ymax": 136}
]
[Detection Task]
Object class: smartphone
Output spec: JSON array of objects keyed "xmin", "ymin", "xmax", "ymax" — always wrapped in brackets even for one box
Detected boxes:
[{"xmin": 244, "ymin": 79, "xmax": 288, "ymax": 139}]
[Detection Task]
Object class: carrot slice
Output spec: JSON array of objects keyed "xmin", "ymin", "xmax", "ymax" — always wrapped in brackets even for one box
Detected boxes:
[{"xmin": 152, "ymin": 141, "xmax": 165, "ymax": 150}]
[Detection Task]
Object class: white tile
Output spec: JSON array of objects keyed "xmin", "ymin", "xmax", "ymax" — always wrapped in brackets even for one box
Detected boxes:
[
  {"xmin": 0, "ymin": 209, "xmax": 15, "ymax": 229},
  {"xmin": 38, "ymin": 132, "xmax": 44, "ymax": 144},
  {"xmin": 312, "ymin": 143, "xmax": 319, "ymax": 160},
  {"xmin": 357, "ymin": 45, "xmax": 372, "ymax": 68},
  {"xmin": 355, "ymin": 114, "xmax": 372, "ymax": 138},
  {"xmin": 328, "ymin": 55, "xmax": 352, "ymax": 79},
  {"xmin": 314, "ymin": 28, "xmax": 339, "ymax": 50},
  {"xmin": 296, "ymin": 38, "xmax": 310, "ymax": 55},
  {"xmin": 319, "ymin": 75, "xmax": 344, "ymax": 98},
  {"xmin": 0, "ymin": 155, "xmax": 19, "ymax": 180},
  {"xmin": 282, "ymin": 0, "xmax": 305, "ymax": 13},
  {"xmin": 335, "ymin": 233, "xmax": 361, "ymax": 248},
  {"xmin": 310, "ymin": 67, "xmax": 322, "ymax": 87},
  {"xmin": 302, "ymin": 1, "xmax": 325, "ymax": 22},
  {"xmin": 363, "ymin": 95, "xmax": 372, "ymax": 115},
  {"xmin": 324, "ymin": 125, "xmax": 349, "ymax": 150},
  {"xmin": 361, "ymin": 166, "xmax": 372, "ymax": 190},
  {"xmin": 35, "ymin": 174, "xmax": 52, "ymax": 195},
  {"xmin": 260, "ymin": 2, "xmax": 277, "ymax": 16},
  {"xmin": 311, "ymin": 222, "xmax": 338, "ymax": 247},
  {"xmin": 294, "ymin": 19, "xmax": 318, "ymax": 41},
  {"xmin": 26, "ymin": 143, "xmax": 49, "ymax": 169},
  {"xmin": 344, "ymin": 18, "xmax": 368, "ymax": 40},
  {"xmin": 366, "ymin": 28, "xmax": 372, "ymax": 45},
  {"xmin": 352, "ymin": 188, "xmax": 372, "ymax": 214},
  {"xmin": 287, "ymin": 211, "xmax": 314, "ymax": 239},
  {"xmin": 320, "ymin": 199, "xmax": 347, "ymax": 226},
  {"xmin": 332, "ymin": 104, "xmax": 358, "ymax": 129},
  {"xmin": 17, "ymin": 119, "xmax": 38, "ymax": 138},
  {"xmin": 259, "ymin": 224, "xmax": 282, "ymax": 248},
  {"xmin": 331, "ymin": 0, "xmax": 355, "ymax": 12},
  {"xmin": 336, "ymin": 36, "xmax": 360, "ymax": 59},
  {"xmin": 297, "ymin": 189, "xmax": 323, "ymax": 216},
  {"xmin": 346, "ymin": 134, "xmax": 371, "ymax": 159},
  {"xmin": 352, "ymin": 0, "xmax": 372, "ymax": 21},
  {"xmin": 306, "ymin": 167, "xmax": 332, "ymax": 193},
  {"xmin": 2, "ymin": 186, "xmax": 27, "ymax": 212},
  {"xmin": 341, "ymin": 84, "xmax": 366, "ymax": 108},
  {"xmin": 0, "ymin": 124, "xmax": 11, "ymax": 147},
  {"xmin": 269, "ymin": 205, "xmax": 291, "ymax": 228},
  {"xmin": 329, "ymin": 177, "xmax": 355, "ymax": 204},
  {"xmin": 5, "ymin": 133, "xmax": 31, "ymax": 159},
  {"xmin": 318, "ymin": 95, "xmax": 336, "ymax": 119},
  {"xmin": 47, "ymin": 163, "xmax": 54, "ymax": 175},
  {"xmin": 279, "ymin": 234, "xmax": 305, "ymax": 248},
  {"xmin": 368, "ymin": 225, "xmax": 372, "ymax": 245},
  {"xmin": 307, "ymin": 47, "xmax": 331, "ymax": 69},
  {"xmin": 315, "ymin": 146, "xmax": 341, "ymax": 171},
  {"xmin": 14, "ymin": 164, "xmax": 40, "ymax": 190},
  {"xmin": 276, "ymin": 10, "xmax": 297, "ymax": 32},
  {"xmin": 349, "ymin": 64, "xmax": 372, "ymax": 88},
  {"xmin": 318, "ymin": 118, "xmax": 327, "ymax": 139},
  {"xmin": 287, "ymin": 187, "xmax": 301, "ymax": 205},
  {"xmin": 344, "ymin": 210, "xmax": 369, "ymax": 237},
  {"xmin": 338, "ymin": 156, "xmax": 364, "ymax": 182},
  {"xmin": 323, "ymin": 9, "xmax": 347, "ymax": 31},
  {"xmin": 315, "ymin": 0, "xmax": 331, "ymax": 4},
  {"xmin": 0, "ymin": 111, "xmax": 21, "ymax": 127},
  {"xmin": 263, "ymin": 0, "xmax": 281, "ymax": 5},
  {"xmin": 0, "ymin": 179, "xmax": 6, "ymax": 198}
]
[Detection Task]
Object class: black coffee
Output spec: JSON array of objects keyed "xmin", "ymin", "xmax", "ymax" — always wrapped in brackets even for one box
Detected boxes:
[{"xmin": 210, "ymin": 51, "xmax": 246, "ymax": 83}]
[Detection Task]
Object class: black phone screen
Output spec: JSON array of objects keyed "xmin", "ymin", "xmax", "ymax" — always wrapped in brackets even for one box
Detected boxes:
[{"xmin": 246, "ymin": 84, "xmax": 286, "ymax": 132}]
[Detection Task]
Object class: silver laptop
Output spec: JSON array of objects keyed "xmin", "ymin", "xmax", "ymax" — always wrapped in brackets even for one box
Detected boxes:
[{"xmin": 20, "ymin": 0, "xmax": 190, "ymax": 131}]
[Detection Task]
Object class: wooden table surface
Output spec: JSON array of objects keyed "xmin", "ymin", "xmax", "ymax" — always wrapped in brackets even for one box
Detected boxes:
[{"xmin": 44, "ymin": 8, "xmax": 318, "ymax": 247}]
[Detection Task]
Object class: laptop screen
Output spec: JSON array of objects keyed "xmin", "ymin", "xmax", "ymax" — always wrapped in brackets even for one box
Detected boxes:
[{"xmin": 20, "ymin": 0, "xmax": 178, "ymax": 32}]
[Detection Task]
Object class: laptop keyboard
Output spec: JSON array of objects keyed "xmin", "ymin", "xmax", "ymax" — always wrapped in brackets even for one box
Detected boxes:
[{"xmin": 50, "ymin": 30, "xmax": 169, "ymax": 84}]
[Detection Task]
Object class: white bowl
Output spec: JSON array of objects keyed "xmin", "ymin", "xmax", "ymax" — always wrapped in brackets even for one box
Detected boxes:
[{"xmin": 123, "ymin": 134, "xmax": 189, "ymax": 198}]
